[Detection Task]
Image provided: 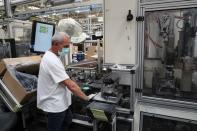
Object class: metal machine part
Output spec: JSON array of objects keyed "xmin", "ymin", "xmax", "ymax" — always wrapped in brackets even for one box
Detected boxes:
[
  {"xmin": 1, "ymin": 20, "xmax": 32, "ymax": 57},
  {"xmin": 0, "ymin": 42, "xmax": 11, "ymax": 59},
  {"xmin": 15, "ymin": 43, "xmax": 30, "ymax": 57},
  {"xmin": 93, "ymin": 64, "xmax": 137, "ymax": 112},
  {"xmin": 102, "ymin": 73, "xmax": 119, "ymax": 85},
  {"xmin": 66, "ymin": 62, "xmax": 101, "ymax": 123},
  {"xmin": 3, "ymin": 0, "xmax": 12, "ymax": 18},
  {"xmin": 0, "ymin": 39, "xmax": 16, "ymax": 60},
  {"xmin": 69, "ymin": 64, "xmax": 137, "ymax": 127},
  {"xmin": 88, "ymin": 64, "xmax": 137, "ymax": 131},
  {"xmin": 101, "ymin": 73, "xmax": 120, "ymax": 100},
  {"xmin": 87, "ymin": 101, "xmax": 117, "ymax": 131}
]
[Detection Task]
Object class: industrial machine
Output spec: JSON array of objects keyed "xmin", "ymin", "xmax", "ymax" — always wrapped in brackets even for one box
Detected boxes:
[
  {"xmin": 66, "ymin": 62, "xmax": 137, "ymax": 131},
  {"xmin": 1, "ymin": 0, "xmax": 197, "ymax": 131},
  {"xmin": 143, "ymin": 8, "xmax": 197, "ymax": 101},
  {"xmin": 93, "ymin": 64, "xmax": 137, "ymax": 111},
  {"xmin": 135, "ymin": 1, "xmax": 197, "ymax": 131},
  {"xmin": 100, "ymin": 72, "xmax": 121, "ymax": 103},
  {"xmin": 89, "ymin": 64, "xmax": 137, "ymax": 131}
]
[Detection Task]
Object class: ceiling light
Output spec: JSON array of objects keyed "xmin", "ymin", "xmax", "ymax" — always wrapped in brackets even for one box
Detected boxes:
[
  {"xmin": 28, "ymin": 6, "xmax": 40, "ymax": 10},
  {"xmin": 88, "ymin": 14, "xmax": 96, "ymax": 18},
  {"xmin": 98, "ymin": 17, "xmax": 103, "ymax": 22},
  {"xmin": 75, "ymin": 10, "xmax": 80, "ymax": 13}
]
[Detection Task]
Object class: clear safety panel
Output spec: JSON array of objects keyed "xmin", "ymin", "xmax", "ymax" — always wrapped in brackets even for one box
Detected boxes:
[
  {"xmin": 141, "ymin": 112, "xmax": 197, "ymax": 131},
  {"xmin": 143, "ymin": 8, "xmax": 197, "ymax": 102}
]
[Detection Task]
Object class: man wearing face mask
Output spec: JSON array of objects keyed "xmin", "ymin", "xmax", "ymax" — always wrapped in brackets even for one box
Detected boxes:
[
  {"xmin": 59, "ymin": 45, "xmax": 70, "ymax": 66},
  {"xmin": 37, "ymin": 32, "xmax": 90, "ymax": 131}
]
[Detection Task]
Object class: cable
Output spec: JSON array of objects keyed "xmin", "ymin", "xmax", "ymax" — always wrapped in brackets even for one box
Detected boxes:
[{"xmin": 145, "ymin": 31, "xmax": 163, "ymax": 48}]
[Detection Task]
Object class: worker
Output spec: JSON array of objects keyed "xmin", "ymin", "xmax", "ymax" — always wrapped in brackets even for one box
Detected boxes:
[{"xmin": 37, "ymin": 32, "xmax": 89, "ymax": 131}]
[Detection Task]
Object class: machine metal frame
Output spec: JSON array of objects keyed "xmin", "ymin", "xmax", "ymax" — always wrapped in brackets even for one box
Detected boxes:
[
  {"xmin": 0, "ymin": 79, "xmax": 22, "ymax": 112},
  {"xmin": 140, "ymin": 111, "xmax": 197, "ymax": 131},
  {"xmin": 102, "ymin": 63, "xmax": 138, "ymax": 112}
]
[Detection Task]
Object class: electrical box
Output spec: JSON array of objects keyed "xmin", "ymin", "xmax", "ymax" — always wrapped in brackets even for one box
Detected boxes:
[{"xmin": 104, "ymin": 0, "xmax": 137, "ymax": 64}]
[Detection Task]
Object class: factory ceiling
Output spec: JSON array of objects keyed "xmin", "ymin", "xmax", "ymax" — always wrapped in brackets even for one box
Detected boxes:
[{"xmin": 0, "ymin": 0, "xmax": 103, "ymax": 23}]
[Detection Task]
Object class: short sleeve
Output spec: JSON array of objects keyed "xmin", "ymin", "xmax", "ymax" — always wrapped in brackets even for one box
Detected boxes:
[{"xmin": 47, "ymin": 59, "xmax": 70, "ymax": 83}]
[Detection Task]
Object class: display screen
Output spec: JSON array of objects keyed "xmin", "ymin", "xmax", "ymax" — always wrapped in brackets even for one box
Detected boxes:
[{"xmin": 31, "ymin": 21, "xmax": 55, "ymax": 53}]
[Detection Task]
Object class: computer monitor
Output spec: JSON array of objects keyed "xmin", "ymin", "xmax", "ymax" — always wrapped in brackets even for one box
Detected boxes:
[{"xmin": 31, "ymin": 21, "xmax": 55, "ymax": 53}]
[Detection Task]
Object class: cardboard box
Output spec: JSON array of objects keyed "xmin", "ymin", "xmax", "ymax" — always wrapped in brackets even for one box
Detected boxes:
[
  {"xmin": 72, "ymin": 46, "xmax": 78, "ymax": 54},
  {"xmin": 1, "ymin": 56, "xmax": 41, "ymax": 104},
  {"xmin": 85, "ymin": 46, "xmax": 97, "ymax": 60},
  {"xmin": 0, "ymin": 56, "xmax": 41, "ymax": 76},
  {"xmin": 0, "ymin": 61, "xmax": 6, "ymax": 76}
]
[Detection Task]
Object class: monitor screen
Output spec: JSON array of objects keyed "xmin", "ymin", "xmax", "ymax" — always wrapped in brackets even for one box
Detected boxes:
[{"xmin": 31, "ymin": 21, "xmax": 55, "ymax": 53}]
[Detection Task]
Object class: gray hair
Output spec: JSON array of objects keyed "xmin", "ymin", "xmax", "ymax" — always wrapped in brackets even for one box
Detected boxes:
[{"xmin": 51, "ymin": 32, "xmax": 69, "ymax": 45}]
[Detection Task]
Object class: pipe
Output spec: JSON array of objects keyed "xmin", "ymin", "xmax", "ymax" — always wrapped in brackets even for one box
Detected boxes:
[
  {"xmin": 49, "ymin": 0, "xmax": 74, "ymax": 6},
  {"xmin": 116, "ymin": 116, "xmax": 133, "ymax": 122},
  {"xmin": 3, "ymin": 0, "xmax": 12, "ymax": 18},
  {"xmin": 0, "ymin": 0, "xmax": 39, "ymax": 8},
  {"xmin": 11, "ymin": 0, "xmax": 39, "ymax": 6}
]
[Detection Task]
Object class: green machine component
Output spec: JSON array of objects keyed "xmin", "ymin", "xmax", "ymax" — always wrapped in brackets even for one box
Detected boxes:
[{"xmin": 87, "ymin": 101, "xmax": 116, "ymax": 122}]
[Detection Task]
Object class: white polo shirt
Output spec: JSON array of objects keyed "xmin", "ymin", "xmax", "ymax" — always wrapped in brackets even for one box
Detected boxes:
[{"xmin": 37, "ymin": 51, "xmax": 71, "ymax": 113}]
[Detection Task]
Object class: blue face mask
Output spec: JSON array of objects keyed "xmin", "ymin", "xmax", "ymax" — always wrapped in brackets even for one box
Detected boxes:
[{"xmin": 59, "ymin": 48, "xmax": 70, "ymax": 56}]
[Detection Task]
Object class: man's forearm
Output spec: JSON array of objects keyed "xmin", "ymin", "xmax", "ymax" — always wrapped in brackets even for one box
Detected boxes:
[
  {"xmin": 71, "ymin": 82, "xmax": 89, "ymax": 101},
  {"xmin": 63, "ymin": 79, "xmax": 89, "ymax": 101}
]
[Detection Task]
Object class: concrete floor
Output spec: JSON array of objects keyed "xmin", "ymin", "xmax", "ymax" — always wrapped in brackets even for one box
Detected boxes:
[{"xmin": 27, "ymin": 122, "xmax": 93, "ymax": 131}]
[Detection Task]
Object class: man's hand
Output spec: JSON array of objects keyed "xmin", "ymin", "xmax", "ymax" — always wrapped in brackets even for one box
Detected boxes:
[{"xmin": 88, "ymin": 94, "xmax": 97, "ymax": 101}]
